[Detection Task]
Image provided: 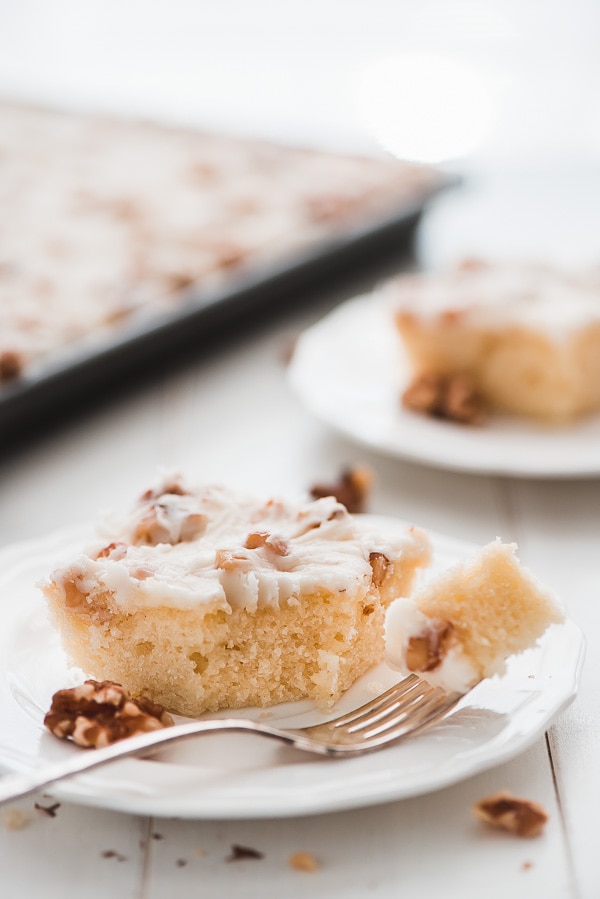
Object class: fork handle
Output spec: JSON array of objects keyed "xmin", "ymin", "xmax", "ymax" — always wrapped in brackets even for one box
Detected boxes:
[{"xmin": 0, "ymin": 719, "xmax": 294, "ymax": 806}]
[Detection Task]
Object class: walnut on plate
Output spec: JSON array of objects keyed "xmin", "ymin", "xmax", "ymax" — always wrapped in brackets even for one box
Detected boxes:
[
  {"xmin": 402, "ymin": 371, "xmax": 486, "ymax": 425},
  {"xmin": 44, "ymin": 679, "xmax": 173, "ymax": 749}
]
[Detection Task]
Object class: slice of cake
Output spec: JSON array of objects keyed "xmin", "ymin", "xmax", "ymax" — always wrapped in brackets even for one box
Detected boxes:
[
  {"xmin": 390, "ymin": 261, "xmax": 600, "ymax": 423},
  {"xmin": 385, "ymin": 540, "xmax": 564, "ymax": 693},
  {"xmin": 42, "ymin": 474, "xmax": 431, "ymax": 717}
]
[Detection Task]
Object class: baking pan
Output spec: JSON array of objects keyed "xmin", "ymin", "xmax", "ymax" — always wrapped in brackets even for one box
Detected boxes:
[{"xmin": 0, "ymin": 102, "xmax": 454, "ymax": 440}]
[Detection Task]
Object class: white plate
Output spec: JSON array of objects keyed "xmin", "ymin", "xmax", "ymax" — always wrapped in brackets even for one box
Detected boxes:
[
  {"xmin": 288, "ymin": 293, "xmax": 600, "ymax": 477},
  {"xmin": 0, "ymin": 520, "xmax": 584, "ymax": 819}
]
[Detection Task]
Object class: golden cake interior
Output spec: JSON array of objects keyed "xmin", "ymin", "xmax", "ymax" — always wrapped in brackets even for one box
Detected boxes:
[{"xmin": 413, "ymin": 541, "xmax": 563, "ymax": 676}]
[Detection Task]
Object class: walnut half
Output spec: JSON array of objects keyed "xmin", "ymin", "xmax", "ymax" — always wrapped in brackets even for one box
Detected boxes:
[
  {"xmin": 44, "ymin": 680, "xmax": 173, "ymax": 748},
  {"xmin": 473, "ymin": 791, "xmax": 548, "ymax": 838},
  {"xmin": 405, "ymin": 619, "xmax": 454, "ymax": 672},
  {"xmin": 402, "ymin": 371, "xmax": 486, "ymax": 425},
  {"xmin": 309, "ymin": 465, "xmax": 374, "ymax": 513}
]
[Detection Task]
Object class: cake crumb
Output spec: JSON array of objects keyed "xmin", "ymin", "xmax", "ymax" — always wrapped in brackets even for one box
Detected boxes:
[
  {"xmin": 522, "ymin": 861, "xmax": 534, "ymax": 871},
  {"xmin": 473, "ymin": 791, "xmax": 548, "ymax": 838},
  {"xmin": 289, "ymin": 851, "xmax": 320, "ymax": 872},
  {"xmin": 2, "ymin": 808, "xmax": 31, "ymax": 830}
]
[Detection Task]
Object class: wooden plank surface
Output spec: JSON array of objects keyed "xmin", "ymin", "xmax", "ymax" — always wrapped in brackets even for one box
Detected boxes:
[{"xmin": 0, "ymin": 305, "xmax": 592, "ymax": 898}]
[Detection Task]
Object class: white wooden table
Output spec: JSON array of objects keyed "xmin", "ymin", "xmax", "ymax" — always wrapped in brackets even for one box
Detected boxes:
[
  {"xmin": 1, "ymin": 1, "xmax": 599, "ymax": 896},
  {"xmin": 0, "ymin": 198, "xmax": 598, "ymax": 896}
]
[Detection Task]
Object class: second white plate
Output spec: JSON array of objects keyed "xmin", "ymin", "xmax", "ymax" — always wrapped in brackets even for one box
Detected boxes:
[{"xmin": 288, "ymin": 294, "xmax": 600, "ymax": 477}]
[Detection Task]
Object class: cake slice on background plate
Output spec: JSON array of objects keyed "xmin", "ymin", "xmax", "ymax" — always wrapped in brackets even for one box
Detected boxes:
[{"xmin": 390, "ymin": 260, "xmax": 600, "ymax": 424}]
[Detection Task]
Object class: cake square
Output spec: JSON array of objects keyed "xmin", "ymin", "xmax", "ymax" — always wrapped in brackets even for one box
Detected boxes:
[{"xmin": 42, "ymin": 475, "xmax": 431, "ymax": 716}]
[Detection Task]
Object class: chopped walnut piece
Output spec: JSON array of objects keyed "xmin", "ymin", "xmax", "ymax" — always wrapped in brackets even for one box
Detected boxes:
[
  {"xmin": 405, "ymin": 619, "xmax": 454, "ymax": 672},
  {"xmin": 402, "ymin": 372, "xmax": 486, "ymax": 425},
  {"xmin": 34, "ymin": 802, "xmax": 60, "ymax": 818},
  {"xmin": 44, "ymin": 679, "xmax": 173, "ymax": 749},
  {"xmin": 245, "ymin": 531, "xmax": 269, "ymax": 549},
  {"xmin": 140, "ymin": 479, "xmax": 189, "ymax": 501},
  {"xmin": 107, "ymin": 196, "xmax": 141, "ymax": 223},
  {"xmin": 289, "ymin": 851, "xmax": 320, "ymax": 872},
  {"xmin": 178, "ymin": 512, "xmax": 207, "ymax": 542},
  {"xmin": 245, "ymin": 531, "xmax": 289, "ymax": 555},
  {"xmin": 0, "ymin": 349, "xmax": 23, "ymax": 381},
  {"xmin": 214, "ymin": 549, "xmax": 252, "ymax": 571},
  {"xmin": 212, "ymin": 240, "xmax": 247, "ymax": 269},
  {"xmin": 132, "ymin": 504, "xmax": 206, "ymax": 545},
  {"xmin": 101, "ymin": 849, "xmax": 127, "ymax": 862},
  {"xmin": 266, "ymin": 535, "xmax": 289, "ymax": 556},
  {"xmin": 473, "ymin": 792, "xmax": 548, "ymax": 838},
  {"xmin": 164, "ymin": 272, "xmax": 196, "ymax": 294},
  {"xmin": 369, "ymin": 551, "xmax": 391, "ymax": 586},
  {"xmin": 95, "ymin": 542, "xmax": 127, "ymax": 560},
  {"xmin": 309, "ymin": 465, "xmax": 374, "ymax": 513},
  {"xmin": 304, "ymin": 193, "xmax": 358, "ymax": 223},
  {"xmin": 457, "ymin": 257, "xmax": 489, "ymax": 272},
  {"xmin": 189, "ymin": 161, "xmax": 217, "ymax": 183},
  {"xmin": 226, "ymin": 844, "xmax": 264, "ymax": 862},
  {"xmin": 132, "ymin": 507, "xmax": 172, "ymax": 545}
]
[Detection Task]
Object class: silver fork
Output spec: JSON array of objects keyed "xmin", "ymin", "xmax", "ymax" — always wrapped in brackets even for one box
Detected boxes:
[{"xmin": 0, "ymin": 674, "xmax": 463, "ymax": 806}]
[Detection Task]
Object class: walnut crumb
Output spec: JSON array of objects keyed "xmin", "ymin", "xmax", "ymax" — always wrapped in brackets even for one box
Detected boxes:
[
  {"xmin": 309, "ymin": 465, "xmax": 374, "ymax": 513},
  {"xmin": 34, "ymin": 802, "xmax": 60, "ymax": 818},
  {"xmin": 2, "ymin": 808, "xmax": 31, "ymax": 830},
  {"xmin": 369, "ymin": 551, "xmax": 390, "ymax": 587},
  {"xmin": 289, "ymin": 851, "xmax": 320, "ymax": 872},
  {"xmin": 44, "ymin": 680, "xmax": 173, "ymax": 748},
  {"xmin": 402, "ymin": 371, "xmax": 486, "ymax": 425},
  {"xmin": 405, "ymin": 619, "xmax": 454, "ymax": 673},
  {"xmin": 226, "ymin": 844, "xmax": 264, "ymax": 862},
  {"xmin": 473, "ymin": 791, "xmax": 548, "ymax": 838},
  {"xmin": 0, "ymin": 349, "xmax": 23, "ymax": 381},
  {"xmin": 102, "ymin": 850, "xmax": 127, "ymax": 862},
  {"xmin": 245, "ymin": 532, "xmax": 289, "ymax": 555}
]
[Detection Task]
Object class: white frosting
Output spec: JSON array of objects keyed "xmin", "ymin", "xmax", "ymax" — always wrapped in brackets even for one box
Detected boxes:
[
  {"xmin": 387, "ymin": 263, "xmax": 600, "ymax": 338},
  {"xmin": 385, "ymin": 598, "xmax": 480, "ymax": 694},
  {"xmin": 48, "ymin": 478, "xmax": 428, "ymax": 613}
]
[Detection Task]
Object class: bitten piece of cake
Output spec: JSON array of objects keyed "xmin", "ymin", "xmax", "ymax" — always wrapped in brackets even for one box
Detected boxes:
[
  {"xmin": 385, "ymin": 540, "xmax": 564, "ymax": 693},
  {"xmin": 42, "ymin": 474, "xmax": 431, "ymax": 717}
]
